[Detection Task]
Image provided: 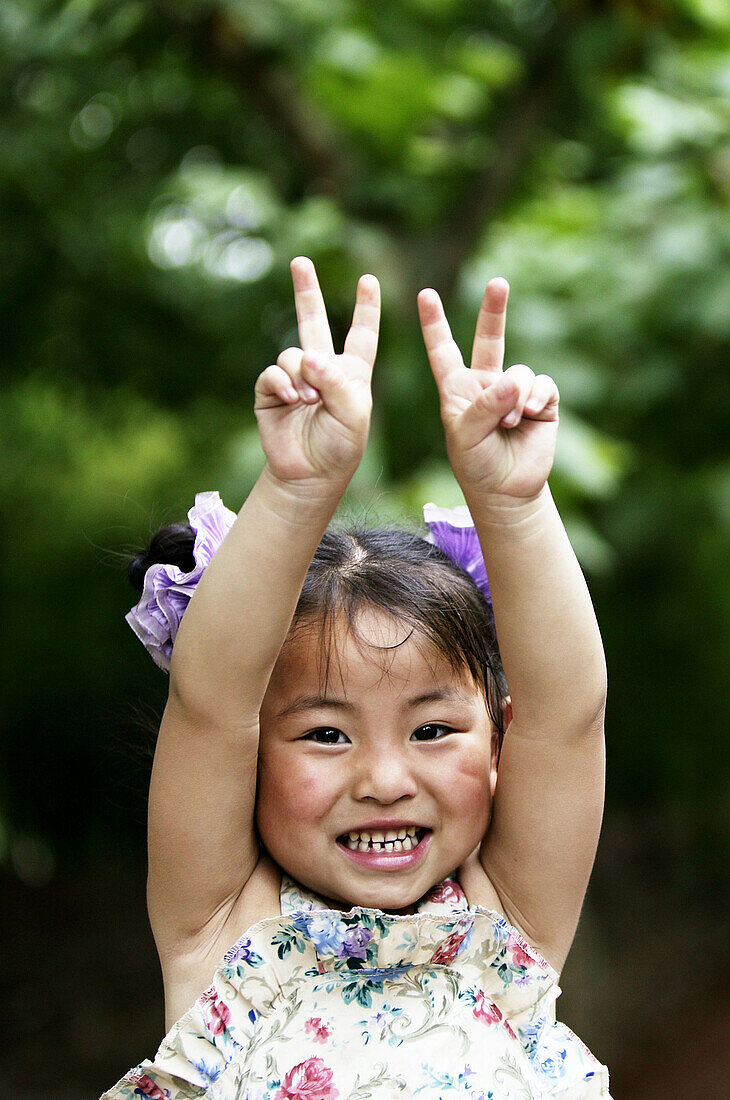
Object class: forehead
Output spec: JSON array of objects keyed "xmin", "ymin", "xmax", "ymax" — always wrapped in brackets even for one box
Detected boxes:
[{"xmin": 270, "ymin": 608, "xmax": 474, "ymax": 697}]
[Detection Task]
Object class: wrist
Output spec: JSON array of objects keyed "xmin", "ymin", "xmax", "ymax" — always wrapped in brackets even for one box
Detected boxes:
[
  {"xmin": 257, "ymin": 462, "xmax": 352, "ymax": 523},
  {"xmin": 462, "ymin": 484, "xmax": 553, "ymax": 532}
]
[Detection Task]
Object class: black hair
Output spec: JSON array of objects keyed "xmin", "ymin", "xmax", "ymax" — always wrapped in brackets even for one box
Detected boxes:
[
  {"xmin": 129, "ymin": 521, "xmax": 508, "ymax": 751},
  {"xmin": 128, "ymin": 523, "xmax": 196, "ymax": 593}
]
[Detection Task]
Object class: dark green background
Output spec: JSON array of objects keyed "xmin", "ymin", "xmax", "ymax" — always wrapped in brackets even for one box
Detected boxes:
[{"xmin": 2, "ymin": 2, "xmax": 729, "ymax": 1097}]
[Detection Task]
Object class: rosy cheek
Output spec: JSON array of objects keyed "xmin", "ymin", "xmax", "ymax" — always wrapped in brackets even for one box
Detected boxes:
[
  {"xmin": 262, "ymin": 755, "xmax": 336, "ymax": 824},
  {"xmin": 445, "ymin": 752, "xmax": 494, "ymax": 812},
  {"xmin": 292, "ymin": 768, "xmax": 340, "ymax": 821}
]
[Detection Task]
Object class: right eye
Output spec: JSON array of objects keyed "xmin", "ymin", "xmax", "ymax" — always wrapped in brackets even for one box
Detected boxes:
[{"xmin": 301, "ymin": 727, "xmax": 349, "ymax": 745}]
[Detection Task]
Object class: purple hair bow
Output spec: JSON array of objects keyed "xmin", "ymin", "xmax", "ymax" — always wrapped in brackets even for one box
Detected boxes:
[
  {"xmin": 423, "ymin": 503, "xmax": 491, "ymax": 605},
  {"xmin": 126, "ymin": 491, "xmax": 237, "ymax": 671}
]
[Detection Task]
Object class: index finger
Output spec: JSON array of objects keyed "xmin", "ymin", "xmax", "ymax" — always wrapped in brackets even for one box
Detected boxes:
[
  {"xmin": 470, "ymin": 277, "xmax": 509, "ymax": 375},
  {"xmin": 417, "ymin": 288, "xmax": 465, "ymax": 386},
  {"xmin": 291, "ymin": 256, "xmax": 335, "ymax": 355}
]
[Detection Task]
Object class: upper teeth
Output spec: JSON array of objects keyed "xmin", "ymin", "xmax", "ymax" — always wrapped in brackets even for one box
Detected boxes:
[{"xmin": 342, "ymin": 827, "xmax": 421, "ymax": 852}]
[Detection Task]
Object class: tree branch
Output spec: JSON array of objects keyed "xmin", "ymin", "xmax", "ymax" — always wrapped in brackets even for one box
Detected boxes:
[
  {"xmin": 156, "ymin": 5, "xmax": 576, "ymax": 311},
  {"xmin": 412, "ymin": 33, "xmax": 564, "ymax": 302},
  {"xmin": 156, "ymin": 3, "xmax": 354, "ymax": 194}
]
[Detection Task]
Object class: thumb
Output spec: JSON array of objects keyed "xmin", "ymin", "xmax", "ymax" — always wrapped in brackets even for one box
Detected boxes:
[
  {"xmin": 300, "ymin": 353, "xmax": 370, "ymax": 427},
  {"xmin": 455, "ymin": 376, "xmax": 519, "ymax": 448}
]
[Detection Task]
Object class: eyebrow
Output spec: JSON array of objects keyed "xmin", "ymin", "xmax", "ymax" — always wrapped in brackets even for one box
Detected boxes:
[
  {"xmin": 275, "ymin": 694, "xmax": 354, "ymax": 719},
  {"xmin": 406, "ymin": 686, "xmax": 470, "ymax": 708},
  {"xmin": 275, "ymin": 685, "xmax": 469, "ymax": 719}
]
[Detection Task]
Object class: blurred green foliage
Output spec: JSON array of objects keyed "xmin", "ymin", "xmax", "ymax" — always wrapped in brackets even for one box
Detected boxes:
[{"xmin": 1, "ymin": 0, "xmax": 729, "ymax": 879}]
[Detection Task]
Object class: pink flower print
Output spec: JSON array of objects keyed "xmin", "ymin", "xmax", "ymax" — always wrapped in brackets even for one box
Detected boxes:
[
  {"xmin": 275, "ymin": 1057, "xmax": 339, "ymax": 1100},
  {"xmin": 424, "ymin": 878, "xmax": 465, "ymax": 906},
  {"xmin": 507, "ymin": 932, "xmax": 534, "ymax": 970},
  {"xmin": 200, "ymin": 988, "xmax": 231, "ymax": 1036},
  {"xmin": 304, "ymin": 1016, "xmax": 332, "ymax": 1044},
  {"xmin": 431, "ymin": 927, "xmax": 469, "ymax": 965},
  {"xmin": 473, "ymin": 990, "xmax": 503, "ymax": 1026},
  {"xmin": 130, "ymin": 1072, "xmax": 166, "ymax": 1099},
  {"xmin": 473, "ymin": 992, "xmax": 518, "ymax": 1040}
]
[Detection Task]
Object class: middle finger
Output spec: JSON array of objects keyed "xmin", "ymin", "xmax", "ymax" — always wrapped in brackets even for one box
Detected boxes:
[{"xmin": 470, "ymin": 277, "xmax": 509, "ymax": 376}]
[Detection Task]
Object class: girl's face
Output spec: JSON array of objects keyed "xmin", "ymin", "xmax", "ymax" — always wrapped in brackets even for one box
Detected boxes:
[{"xmin": 257, "ymin": 610, "xmax": 497, "ymax": 913}]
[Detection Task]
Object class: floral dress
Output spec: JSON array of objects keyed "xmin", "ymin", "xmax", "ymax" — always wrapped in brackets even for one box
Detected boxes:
[{"xmin": 102, "ymin": 876, "xmax": 610, "ymax": 1100}]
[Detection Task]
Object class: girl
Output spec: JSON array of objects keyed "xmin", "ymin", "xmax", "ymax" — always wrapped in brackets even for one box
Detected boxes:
[{"xmin": 108, "ymin": 258, "xmax": 609, "ymax": 1098}]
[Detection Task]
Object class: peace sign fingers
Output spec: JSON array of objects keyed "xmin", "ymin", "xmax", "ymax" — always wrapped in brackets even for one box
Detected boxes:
[
  {"xmin": 290, "ymin": 256, "xmax": 336, "ymax": 356},
  {"xmin": 470, "ymin": 277, "xmax": 509, "ymax": 376},
  {"xmin": 343, "ymin": 273, "xmax": 381, "ymax": 371}
]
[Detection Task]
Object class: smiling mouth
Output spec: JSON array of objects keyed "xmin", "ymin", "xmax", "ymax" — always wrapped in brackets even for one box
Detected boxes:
[{"xmin": 337, "ymin": 827, "xmax": 429, "ymax": 853}]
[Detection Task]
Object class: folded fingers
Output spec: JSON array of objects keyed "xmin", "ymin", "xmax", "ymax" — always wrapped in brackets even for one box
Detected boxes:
[
  {"xmin": 524, "ymin": 374, "xmax": 560, "ymax": 420},
  {"xmin": 499, "ymin": 364, "xmax": 533, "ymax": 427},
  {"xmin": 254, "ymin": 347, "xmax": 322, "ymax": 408},
  {"xmin": 497, "ymin": 366, "xmax": 559, "ymax": 427}
]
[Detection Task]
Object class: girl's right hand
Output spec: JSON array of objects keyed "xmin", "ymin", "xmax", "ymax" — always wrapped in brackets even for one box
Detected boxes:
[{"xmin": 255, "ymin": 257, "xmax": 380, "ymax": 486}]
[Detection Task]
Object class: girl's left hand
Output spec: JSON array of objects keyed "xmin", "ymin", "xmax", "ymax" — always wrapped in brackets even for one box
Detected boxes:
[{"xmin": 417, "ymin": 280, "xmax": 559, "ymax": 506}]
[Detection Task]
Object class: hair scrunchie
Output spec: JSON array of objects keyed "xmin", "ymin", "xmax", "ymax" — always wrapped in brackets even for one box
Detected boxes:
[
  {"xmin": 423, "ymin": 503, "xmax": 491, "ymax": 605},
  {"xmin": 126, "ymin": 491, "xmax": 237, "ymax": 671}
]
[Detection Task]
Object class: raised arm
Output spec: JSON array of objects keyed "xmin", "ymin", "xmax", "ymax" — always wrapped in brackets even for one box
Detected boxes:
[
  {"xmin": 418, "ymin": 282, "xmax": 606, "ymax": 972},
  {"xmin": 147, "ymin": 260, "xmax": 380, "ymax": 989}
]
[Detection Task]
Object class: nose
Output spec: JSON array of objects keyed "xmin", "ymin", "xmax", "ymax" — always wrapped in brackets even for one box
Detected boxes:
[{"xmin": 351, "ymin": 745, "xmax": 419, "ymax": 804}]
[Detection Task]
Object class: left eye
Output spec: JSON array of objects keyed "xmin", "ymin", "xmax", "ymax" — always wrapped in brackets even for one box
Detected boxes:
[{"xmin": 411, "ymin": 724, "xmax": 452, "ymax": 742}]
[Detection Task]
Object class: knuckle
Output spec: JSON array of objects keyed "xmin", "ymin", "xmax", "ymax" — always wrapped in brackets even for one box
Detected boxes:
[
  {"xmin": 277, "ymin": 346, "xmax": 303, "ymax": 369},
  {"xmin": 302, "ymin": 353, "xmax": 327, "ymax": 376},
  {"xmin": 536, "ymin": 374, "xmax": 559, "ymax": 401},
  {"xmin": 513, "ymin": 363, "xmax": 534, "ymax": 380},
  {"xmin": 255, "ymin": 365, "xmax": 276, "ymax": 386}
]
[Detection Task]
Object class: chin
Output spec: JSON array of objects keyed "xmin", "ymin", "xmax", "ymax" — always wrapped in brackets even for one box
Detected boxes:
[{"xmin": 344, "ymin": 880, "xmax": 427, "ymax": 914}]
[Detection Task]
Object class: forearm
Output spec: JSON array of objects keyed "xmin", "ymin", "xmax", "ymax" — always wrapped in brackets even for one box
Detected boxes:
[
  {"xmin": 168, "ymin": 465, "xmax": 346, "ymax": 720},
  {"xmin": 468, "ymin": 485, "xmax": 607, "ymax": 737}
]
